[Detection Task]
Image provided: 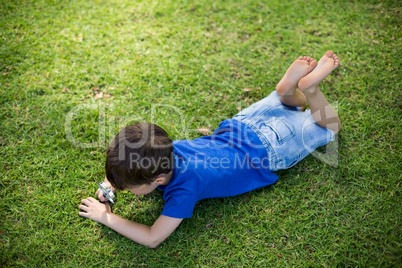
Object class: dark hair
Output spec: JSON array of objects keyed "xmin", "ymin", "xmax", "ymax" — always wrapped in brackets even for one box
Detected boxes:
[{"xmin": 105, "ymin": 123, "xmax": 174, "ymax": 190}]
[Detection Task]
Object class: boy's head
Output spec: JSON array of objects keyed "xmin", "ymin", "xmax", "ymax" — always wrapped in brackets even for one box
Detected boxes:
[{"xmin": 105, "ymin": 123, "xmax": 174, "ymax": 190}]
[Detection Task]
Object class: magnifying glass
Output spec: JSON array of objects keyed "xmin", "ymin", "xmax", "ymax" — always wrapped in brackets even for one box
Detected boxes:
[{"xmin": 98, "ymin": 182, "xmax": 116, "ymax": 204}]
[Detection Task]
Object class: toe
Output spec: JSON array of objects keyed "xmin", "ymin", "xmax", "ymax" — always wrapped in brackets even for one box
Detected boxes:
[
  {"xmin": 333, "ymin": 54, "xmax": 339, "ymax": 64},
  {"xmin": 325, "ymin": 50, "xmax": 334, "ymax": 57},
  {"xmin": 310, "ymin": 59, "xmax": 318, "ymax": 69}
]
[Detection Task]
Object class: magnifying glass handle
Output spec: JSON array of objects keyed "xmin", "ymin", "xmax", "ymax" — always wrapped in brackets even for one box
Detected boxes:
[{"xmin": 98, "ymin": 182, "xmax": 116, "ymax": 204}]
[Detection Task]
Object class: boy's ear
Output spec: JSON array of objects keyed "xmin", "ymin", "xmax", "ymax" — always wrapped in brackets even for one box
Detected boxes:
[{"xmin": 154, "ymin": 174, "xmax": 166, "ymax": 185}]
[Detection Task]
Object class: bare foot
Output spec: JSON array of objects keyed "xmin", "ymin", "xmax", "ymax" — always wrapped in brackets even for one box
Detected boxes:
[
  {"xmin": 298, "ymin": 51, "xmax": 339, "ymax": 94},
  {"xmin": 276, "ymin": 56, "xmax": 318, "ymax": 96}
]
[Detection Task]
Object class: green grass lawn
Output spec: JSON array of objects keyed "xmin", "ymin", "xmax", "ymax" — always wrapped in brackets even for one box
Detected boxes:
[{"xmin": 1, "ymin": 0, "xmax": 401, "ymax": 266}]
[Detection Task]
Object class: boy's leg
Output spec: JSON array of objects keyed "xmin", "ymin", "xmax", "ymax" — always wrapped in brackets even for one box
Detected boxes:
[
  {"xmin": 276, "ymin": 56, "xmax": 318, "ymax": 110},
  {"xmin": 298, "ymin": 51, "xmax": 341, "ymax": 134}
]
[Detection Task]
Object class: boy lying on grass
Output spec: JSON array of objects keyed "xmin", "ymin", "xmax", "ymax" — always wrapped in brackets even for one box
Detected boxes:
[{"xmin": 79, "ymin": 51, "xmax": 341, "ymax": 248}]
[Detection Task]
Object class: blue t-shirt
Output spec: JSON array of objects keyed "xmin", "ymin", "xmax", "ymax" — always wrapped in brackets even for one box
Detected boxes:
[{"xmin": 158, "ymin": 119, "xmax": 279, "ymax": 218}]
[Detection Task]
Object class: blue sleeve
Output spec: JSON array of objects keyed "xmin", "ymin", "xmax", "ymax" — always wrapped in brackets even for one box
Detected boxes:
[{"xmin": 161, "ymin": 193, "xmax": 198, "ymax": 219}]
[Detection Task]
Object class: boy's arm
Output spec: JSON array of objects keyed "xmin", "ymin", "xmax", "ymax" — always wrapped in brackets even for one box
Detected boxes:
[{"xmin": 79, "ymin": 197, "xmax": 183, "ymax": 248}]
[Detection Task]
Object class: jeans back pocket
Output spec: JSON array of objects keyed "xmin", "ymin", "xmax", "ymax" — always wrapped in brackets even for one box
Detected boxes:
[{"xmin": 263, "ymin": 117, "xmax": 295, "ymax": 145}]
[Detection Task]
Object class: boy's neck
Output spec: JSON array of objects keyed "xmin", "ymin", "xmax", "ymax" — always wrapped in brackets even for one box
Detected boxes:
[{"xmin": 161, "ymin": 171, "xmax": 173, "ymax": 185}]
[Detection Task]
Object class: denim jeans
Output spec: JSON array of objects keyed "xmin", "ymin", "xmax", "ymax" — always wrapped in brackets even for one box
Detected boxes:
[{"xmin": 233, "ymin": 91, "xmax": 334, "ymax": 171}]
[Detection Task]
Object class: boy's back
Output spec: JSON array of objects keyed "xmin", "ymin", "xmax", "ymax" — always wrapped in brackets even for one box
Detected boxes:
[{"xmin": 158, "ymin": 118, "xmax": 279, "ymax": 219}]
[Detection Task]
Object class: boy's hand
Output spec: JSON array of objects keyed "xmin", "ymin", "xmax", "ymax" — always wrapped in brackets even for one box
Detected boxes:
[{"xmin": 79, "ymin": 197, "xmax": 111, "ymax": 224}]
